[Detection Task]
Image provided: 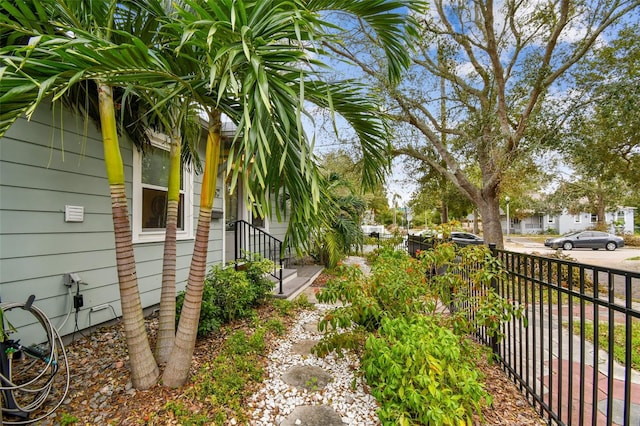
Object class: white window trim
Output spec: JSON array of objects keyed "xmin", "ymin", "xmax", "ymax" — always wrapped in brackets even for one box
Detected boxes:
[{"xmin": 132, "ymin": 134, "xmax": 194, "ymax": 244}]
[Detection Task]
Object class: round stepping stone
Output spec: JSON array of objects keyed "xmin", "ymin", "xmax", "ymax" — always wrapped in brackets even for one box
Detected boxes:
[
  {"xmin": 280, "ymin": 405, "xmax": 345, "ymax": 426},
  {"xmin": 282, "ymin": 365, "xmax": 331, "ymax": 391},
  {"xmin": 302, "ymin": 321, "xmax": 320, "ymax": 333},
  {"xmin": 291, "ymin": 339, "xmax": 317, "ymax": 355}
]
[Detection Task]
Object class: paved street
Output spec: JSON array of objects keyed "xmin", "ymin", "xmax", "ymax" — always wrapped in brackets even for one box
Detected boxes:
[
  {"xmin": 504, "ymin": 237, "xmax": 640, "ymax": 272},
  {"xmin": 504, "ymin": 237, "xmax": 640, "ymax": 301}
]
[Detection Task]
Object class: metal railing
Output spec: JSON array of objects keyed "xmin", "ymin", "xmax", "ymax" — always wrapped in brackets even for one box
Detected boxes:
[
  {"xmin": 232, "ymin": 220, "xmax": 289, "ymax": 294},
  {"xmin": 366, "ymin": 232, "xmax": 432, "ymax": 254},
  {"xmin": 459, "ymin": 246, "xmax": 640, "ymax": 426}
]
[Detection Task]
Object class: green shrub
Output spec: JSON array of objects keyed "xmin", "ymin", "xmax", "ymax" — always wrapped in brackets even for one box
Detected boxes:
[
  {"xmin": 362, "ymin": 316, "xmax": 491, "ymax": 425},
  {"xmin": 188, "ymin": 329, "xmax": 266, "ymax": 425},
  {"xmin": 314, "ymin": 249, "xmax": 439, "ymax": 357},
  {"xmin": 240, "ymin": 253, "xmax": 278, "ymax": 304},
  {"xmin": 176, "ymin": 256, "xmax": 274, "ymax": 337},
  {"xmin": 271, "ymin": 298, "xmax": 295, "ymax": 316},
  {"xmin": 312, "ymin": 243, "xmax": 523, "ymax": 424}
]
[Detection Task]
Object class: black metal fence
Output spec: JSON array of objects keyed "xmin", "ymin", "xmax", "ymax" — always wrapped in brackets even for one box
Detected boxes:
[
  {"xmin": 463, "ymin": 247, "xmax": 640, "ymax": 426},
  {"xmin": 366, "ymin": 232, "xmax": 407, "ymax": 252},
  {"xmin": 366, "ymin": 232, "xmax": 435, "ymax": 255}
]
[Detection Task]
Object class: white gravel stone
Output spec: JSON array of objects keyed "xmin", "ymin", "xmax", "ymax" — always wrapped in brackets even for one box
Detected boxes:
[{"xmin": 247, "ymin": 304, "xmax": 381, "ymax": 425}]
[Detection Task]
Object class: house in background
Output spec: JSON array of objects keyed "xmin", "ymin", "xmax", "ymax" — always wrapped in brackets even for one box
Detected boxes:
[
  {"xmin": 0, "ymin": 103, "xmax": 307, "ymax": 340},
  {"xmin": 502, "ymin": 208, "xmax": 636, "ymax": 235}
]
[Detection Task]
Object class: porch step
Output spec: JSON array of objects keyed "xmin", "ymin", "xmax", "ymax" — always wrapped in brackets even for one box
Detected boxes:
[
  {"xmin": 268, "ymin": 268, "xmax": 298, "ymax": 286},
  {"xmin": 271, "ymin": 265, "xmax": 324, "ymax": 301}
]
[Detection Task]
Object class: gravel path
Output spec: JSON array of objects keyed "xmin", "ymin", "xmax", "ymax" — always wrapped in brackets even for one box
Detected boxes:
[
  {"xmin": 22, "ymin": 259, "xmax": 545, "ymax": 425},
  {"xmin": 247, "ymin": 306, "xmax": 380, "ymax": 425}
]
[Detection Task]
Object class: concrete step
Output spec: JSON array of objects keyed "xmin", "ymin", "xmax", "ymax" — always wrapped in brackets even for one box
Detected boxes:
[
  {"xmin": 271, "ymin": 265, "xmax": 323, "ymax": 300},
  {"xmin": 268, "ymin": 268, "xmax": 297, "ymax": 285}
]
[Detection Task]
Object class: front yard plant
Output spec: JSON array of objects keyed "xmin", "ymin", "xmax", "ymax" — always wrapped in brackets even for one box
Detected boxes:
[
  {"xmin": 363, "ymin": 316, "xmax": 491, "ymax": 426},
  {"xmin": 314, "ymin": 244, "xmax": 522, "ymax": 425},
  {"xmin": 176, "ymin": 256, "xmax": 275, "ymax": 336}
]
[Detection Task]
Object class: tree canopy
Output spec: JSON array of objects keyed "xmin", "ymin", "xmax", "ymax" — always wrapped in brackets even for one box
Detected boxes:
[{"xmin": 325, "ymin": 0, "xmax": 640, "ymax": 246}]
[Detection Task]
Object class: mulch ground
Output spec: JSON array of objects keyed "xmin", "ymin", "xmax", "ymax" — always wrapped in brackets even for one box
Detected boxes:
[{"xmin": 17, "ymin": 271, "xmax": 545, "ymax": 425}]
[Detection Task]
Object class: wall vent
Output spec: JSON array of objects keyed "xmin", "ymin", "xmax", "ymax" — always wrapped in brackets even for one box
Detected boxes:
[{"xmin": 65, "ymin": 205, "xmax": 84, "ymax": 222}]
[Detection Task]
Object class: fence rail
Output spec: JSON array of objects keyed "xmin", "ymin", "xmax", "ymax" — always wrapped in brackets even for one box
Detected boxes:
[
  {"xmin": 463, "ymin": 247, "xmax": 640, "ymax": 426},
  {"xmin": 366, "ymin": 232, "xmax": 408, "ymax": 253}
]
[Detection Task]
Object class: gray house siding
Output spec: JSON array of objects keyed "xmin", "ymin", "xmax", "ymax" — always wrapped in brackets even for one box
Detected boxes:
[
  {"xmin": 268, "ymin": 216, "xmax": 289, "ymax": 243},
  {"xmin": 0, "ymin": 104, "xmax": 223, "ymax": 339}
]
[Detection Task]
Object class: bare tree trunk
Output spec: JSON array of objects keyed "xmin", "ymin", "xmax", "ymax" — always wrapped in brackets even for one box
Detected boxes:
[
  {"xmin": 440, "ymin": 202, "xmax": 448, "ymax": 224},
  {"xmin": 162, "ymin": 208, "xmax": 213, "ymax": 387},
  {"xmin": 108, "ymin": 184, "xmax": 160, "ymax": 389},
  {"xmin": 596, "ymin": 183, "xmax": 607, "ymax": 231},
  {"xmin": 478, "ymin": 197, "xmax": 504, "ymax": 249},
  {"xmin": 155, "ymin": 199, "xmax": 178, "ymax": 363},
  {"xmin": 473, "ymin": 210, "xmax": 479, "ymax": 234}
]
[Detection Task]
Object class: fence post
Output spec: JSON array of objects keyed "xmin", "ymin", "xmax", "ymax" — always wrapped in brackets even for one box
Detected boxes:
[{"xmin": 488, "ymin": 243, "xmax": 500, "ymax": 355}]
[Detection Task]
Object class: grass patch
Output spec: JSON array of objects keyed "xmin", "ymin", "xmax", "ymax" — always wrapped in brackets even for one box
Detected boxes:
[
  {"xmin": 572, "ymin": 320, "xmax": 640, "ymax": 370},
  {"xmin": 626, "ymin": 256, "xmax": 640, "ymax": 261},
  {"xmin": 522, "ymin": 235, "xmax": 556, "ymax": 244}
]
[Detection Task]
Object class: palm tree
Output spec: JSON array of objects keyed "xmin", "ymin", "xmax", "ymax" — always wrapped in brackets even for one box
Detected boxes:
[
  {"xmin": 0, "ymin": 0, "xmax": 423, "ymax": 388},
  {"xmin": 160, "ymin": 0, "xmax": 425, "ymax": 386},
  {"xmin": 0, "ymin": 0, "xmax": 183, "ymax": 389},
  {"xmin": 311, "ymin": 172, "xmax": 367, "ymax": 267}
]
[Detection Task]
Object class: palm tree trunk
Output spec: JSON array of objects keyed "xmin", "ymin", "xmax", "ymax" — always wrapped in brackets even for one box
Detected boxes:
[
  {"xmin": 155, "ymin": 132, "xmax": 181, "ymax": 364},
  {"xmin": 162, "ymin": 111, "xmax": 221, "ymax": 387},
  {"xmin": 98, "ymin": 82, "xmax": 159, "ymax": 389}
]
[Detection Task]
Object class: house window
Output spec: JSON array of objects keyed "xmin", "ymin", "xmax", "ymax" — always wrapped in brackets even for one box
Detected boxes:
[
  {"xmin": 133, "ymin": 138, "xmax": 193, "ymax": 243},
  {"xmin": 591, "ymin": 214, "xmax": 597, "ymax": 223},
  {"xmin": 573, "ymin": 214, "xmax": 581, "ymax": 223},
  {"xmin": 617, "ymin": 211, "xmax": 625, "ymax": 221}
]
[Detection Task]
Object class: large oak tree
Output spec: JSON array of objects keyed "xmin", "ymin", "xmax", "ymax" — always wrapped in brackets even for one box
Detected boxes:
[{"xmin": 326, "ymin": 0, "xmax": 639, "ymax": 247}]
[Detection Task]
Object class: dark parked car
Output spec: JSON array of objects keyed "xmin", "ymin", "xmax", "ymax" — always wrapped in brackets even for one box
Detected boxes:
[
  {"xmin": 450, "ymin": 232, "xmax": 484, "ymax": 247},
  {"xmin": 544, "ymin": 231, "xmax": 624, "ymax": 251}
]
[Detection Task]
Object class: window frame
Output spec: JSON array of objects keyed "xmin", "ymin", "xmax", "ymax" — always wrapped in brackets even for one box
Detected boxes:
[{"xmin": 132, "ymin": 134, "xmax": 194, "ymax": 244}]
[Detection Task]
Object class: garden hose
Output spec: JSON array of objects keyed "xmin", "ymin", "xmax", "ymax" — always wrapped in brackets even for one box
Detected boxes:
[{"xmin": 0, "ymin": 297, "xmax": 70, "ymax": 424}]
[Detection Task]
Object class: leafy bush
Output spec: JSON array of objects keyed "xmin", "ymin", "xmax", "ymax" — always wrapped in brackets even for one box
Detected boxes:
[
  {"xmin": 313, "ymin": 243, "xmax": 523, "ymax": 424},
  {"xmin": 316, "ymin": 249, "xmax": 436, "ymax": 335},
  {"xmin": 362, "ymin": 316, "xmax": 491, "ymax": 425},
  {"xmin": 176, "ymin": 256, "xmax": 275, "ymax": 336},
  {"xmin": 240, "ymin": 253, "xmax": 278, "ymax": 304}
]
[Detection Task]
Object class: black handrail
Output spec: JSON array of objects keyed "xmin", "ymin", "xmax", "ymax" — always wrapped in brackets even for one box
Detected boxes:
[{"xmin": 233, "ymin": 220, "xmax": 288, "ymax": 294}]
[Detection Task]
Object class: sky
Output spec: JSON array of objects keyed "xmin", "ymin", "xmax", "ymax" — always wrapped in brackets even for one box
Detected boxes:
[
  {"xmin": 307, "ymin": 0, "xmax": 639, "ymax": 210},
  {"xmin": 305, "ymin": 106, "xmax": 416, "ymax": 207}
]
